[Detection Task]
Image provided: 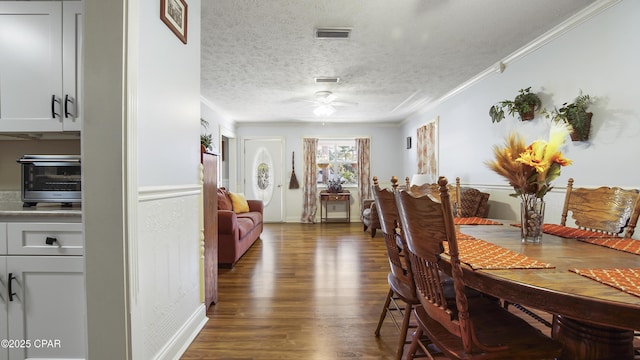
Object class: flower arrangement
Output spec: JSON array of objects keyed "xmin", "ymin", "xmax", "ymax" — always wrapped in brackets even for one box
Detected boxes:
[
  {"xmin": 486, "ymin": 123, "xmax": 573, "ymax": 242},
  {"xmin": 326, "ymin": 177, "xmax": 344, "ymax": 193},
  {"xmin": 485, "ymin": 122, "xmax": 573, "ymax": 201}
]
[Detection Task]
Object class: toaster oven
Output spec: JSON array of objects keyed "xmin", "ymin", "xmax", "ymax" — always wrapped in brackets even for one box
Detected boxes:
[{"xmin": 17, "ymin": 155, "xmax": 81, "ymax": 207}]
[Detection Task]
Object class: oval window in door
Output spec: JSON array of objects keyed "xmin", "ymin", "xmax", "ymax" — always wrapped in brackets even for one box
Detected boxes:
[{"xmin": 252, "ymin": 146, "xmax": 274, "ymax": 205}]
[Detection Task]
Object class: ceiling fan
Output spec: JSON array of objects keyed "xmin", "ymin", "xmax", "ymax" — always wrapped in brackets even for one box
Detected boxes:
[{"xmin": 307, "ymin": 91, "xmax": 357, "ymax": 117}]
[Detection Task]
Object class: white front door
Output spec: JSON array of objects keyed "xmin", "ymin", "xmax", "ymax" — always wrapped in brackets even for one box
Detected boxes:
[{"xmin": 243, "ymin": 138, "xmax": 284, "ymax": 222}]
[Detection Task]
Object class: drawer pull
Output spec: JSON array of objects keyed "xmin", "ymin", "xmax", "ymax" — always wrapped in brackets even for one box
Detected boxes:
[
  {"xmin": 45, "ymin": 237, "xmax": 58, "ymax": 246},
  {"xmin": 8, "ymin": 273, "xmax": 16, "ymax": 302}
]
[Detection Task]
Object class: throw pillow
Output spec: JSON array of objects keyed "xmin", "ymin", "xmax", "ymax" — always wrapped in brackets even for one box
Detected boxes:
[
  {"xmin": 229, "ymin": 192, "xmax": 250, "ymax": 213},
  {"xmin": 217, "ymin": 188, "xmax": 233, "ymax": 211}
]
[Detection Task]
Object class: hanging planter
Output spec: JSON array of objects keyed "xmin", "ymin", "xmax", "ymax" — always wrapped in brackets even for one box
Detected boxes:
[
  {"xmin": 519, "ymin": 105, "xmax": 536, "ymax": 121},
  {"xmin": 489, "ymin": 87, "xmax": 543, "ymax": 123},
  {"xmin": 569, "ymin": 112, "xmax": 592, "ymax": 141},
  {"xmin": 545, "ymin": 92, "xmax": 593, "ymax": 142}
]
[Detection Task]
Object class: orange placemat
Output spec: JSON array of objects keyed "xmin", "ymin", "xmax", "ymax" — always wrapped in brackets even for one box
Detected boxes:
[
  {"xmin": 577, "ymin": 237, "xmax": 640, "ymax": 255},
  {"xmin": 540, "ymin": 224, "xmax": 619, "ymax": 239},
  {"xmin": 510, "ymin": 223, "xmax": 620, "ymax": 238},
  {"xmin": 444, "ymin": 235, "xmax": 554, "ymax": 270},
  {"xmin": 454, "ymin": 217, "xmax": 502, "ymax": 225},
  {"xmin": 570, "ymin": 268, "xmax": 640, "ymax": 298}
]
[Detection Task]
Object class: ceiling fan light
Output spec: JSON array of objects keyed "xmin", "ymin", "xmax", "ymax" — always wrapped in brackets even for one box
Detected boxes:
[{"xmin": 314, "ymin": 105, "xmax": 336, "ymax": 117}]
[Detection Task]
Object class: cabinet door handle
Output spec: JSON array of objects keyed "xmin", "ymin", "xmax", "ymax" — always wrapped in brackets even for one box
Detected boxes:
[
  {"xmin": 45, "ymin": 237, "xmax": 58, "ymax": 246},
  {"xmin": 64, "ymin": 94, "xmax": 75, "ymax": 118},
  {"xmin": 8, "ymin": 273, "xmax": 16, "ymax": 302},
  {"xmin": 51, "ymin": 95, "xmax": 61, "ymax": 119}
]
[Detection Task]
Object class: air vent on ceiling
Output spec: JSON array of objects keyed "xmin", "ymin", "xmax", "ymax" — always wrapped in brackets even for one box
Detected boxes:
[
  {"xmin": 314, "ymin": 77, "xmax": 341, "ymax": 84},
  {"xmin": 315, "ymin": 28, "xmax": 351, "ymax": 39}
]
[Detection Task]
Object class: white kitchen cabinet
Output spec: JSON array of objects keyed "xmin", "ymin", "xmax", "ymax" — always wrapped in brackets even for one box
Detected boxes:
[
  {"xmin": 0, "ymin": 258, "xmax": 7, "ymax": 359},
  {"xmin": 0, "ymin": 221, "xmax": 85, "ymax": 360},
  {"xmin": 6, "ymin": 256, "xmax": 85, "ymax": 360},
  {"xmin": 0, "ymin": 1, "xmax": 83, "ymax": 132}
]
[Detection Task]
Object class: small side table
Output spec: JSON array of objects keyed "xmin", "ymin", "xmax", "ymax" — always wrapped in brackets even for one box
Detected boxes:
[{"xmin": 320, "ymin": 190, "xmax": 351, "ymax": 223}]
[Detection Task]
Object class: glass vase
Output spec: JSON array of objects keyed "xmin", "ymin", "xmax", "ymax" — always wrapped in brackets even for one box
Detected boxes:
[{"xmin": 521, "ymin": 197, "xmax": 545, "ymax": 243}]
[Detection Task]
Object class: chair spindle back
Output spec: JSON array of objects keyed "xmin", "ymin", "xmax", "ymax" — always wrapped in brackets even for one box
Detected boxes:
[
  {"xmin": 372, "ymin": 176, "xmax": 415, "ymax": 295},
  {"xmin": 395, "ymin": 176, "xmax": 475, "ymax": 352}
]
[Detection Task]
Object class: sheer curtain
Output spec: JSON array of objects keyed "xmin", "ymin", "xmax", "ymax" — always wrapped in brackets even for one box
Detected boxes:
[
  {"xmin": 301, "ymin": 138, "xmax": 318, "ymax": 223},
  {"xmin": 356, "ymin": 138, "xmax": 371, "ymax": 215}
]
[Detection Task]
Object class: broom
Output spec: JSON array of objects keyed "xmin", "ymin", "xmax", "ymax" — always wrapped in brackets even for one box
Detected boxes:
[{"xmin": 289, "ymin": 152, "xmax": 300, "ymax": 189}]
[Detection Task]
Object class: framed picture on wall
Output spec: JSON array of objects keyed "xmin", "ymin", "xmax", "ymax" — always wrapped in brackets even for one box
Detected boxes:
[{"xmin": 160, "ymin": 0, "xmax": 188, "ymax": 44}]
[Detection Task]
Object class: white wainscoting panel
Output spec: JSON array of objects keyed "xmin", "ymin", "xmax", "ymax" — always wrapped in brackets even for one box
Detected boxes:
[{"xmin": 134, "ymin": 185, "xmax": 206, "ymax": 359}]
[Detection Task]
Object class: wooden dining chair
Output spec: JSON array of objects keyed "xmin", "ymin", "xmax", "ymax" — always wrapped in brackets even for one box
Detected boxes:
[
  {"xmin": 396, "ymin": 176, "xmax": 563, "ymax": 360},
  {"xmin": 372, "ymin": 176, "xmax": 423, "ymax": 360},
  {"xmin": 405, "ymin": 176, "xmax": 460, "ymax": 216},
  {"xmin": 628, "ymin": 199, "xmax": 640, "ymax": 238},
  {"xmin": 561, "ymin": 178, "xmax": 640, "ymax": 237}
]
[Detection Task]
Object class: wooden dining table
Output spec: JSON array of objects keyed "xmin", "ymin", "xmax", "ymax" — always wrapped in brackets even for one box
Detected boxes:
[{"xmin": 444, "ymin": 222, "xmax": 640, "ymax": 360}]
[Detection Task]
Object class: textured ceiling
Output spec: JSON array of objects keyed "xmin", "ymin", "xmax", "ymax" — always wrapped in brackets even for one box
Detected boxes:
[{"xmin": 200, "ymin": 0, "xmax": 596, "ymax": 124}]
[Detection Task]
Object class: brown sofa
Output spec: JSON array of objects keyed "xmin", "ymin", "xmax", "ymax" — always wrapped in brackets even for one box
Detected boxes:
[
  {"xmin": 217, "ymin": 188, "xmax": 263, "ymax": 267},
  {"xmin": 362, "ymin": 199, "xmax": 381, "ymax": 237}
]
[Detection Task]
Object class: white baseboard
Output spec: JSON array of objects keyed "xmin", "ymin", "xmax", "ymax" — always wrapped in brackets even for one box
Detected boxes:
[{"xmin": 155, "ymin": 304, "xmax": 208, "ymax": 360}]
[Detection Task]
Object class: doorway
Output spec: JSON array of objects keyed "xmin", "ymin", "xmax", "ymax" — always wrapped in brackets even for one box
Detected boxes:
[
  {"xmin": 243, "ymin": 137, "xmax": 284, "ymax": 222},
  {"xmin": 220, "ymin": 135, "xmax": 230, "ymax": 189}
]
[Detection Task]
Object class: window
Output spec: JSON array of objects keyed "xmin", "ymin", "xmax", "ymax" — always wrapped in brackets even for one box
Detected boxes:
[{"xmin": 316, "ymin": 139, "xmax": 358, "ymax": 186}]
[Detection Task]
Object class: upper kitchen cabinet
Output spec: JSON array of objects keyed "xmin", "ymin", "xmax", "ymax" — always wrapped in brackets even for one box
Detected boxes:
[{"xmin": 0, "ymin": 1, "xmax": 83, "ymax": 132}]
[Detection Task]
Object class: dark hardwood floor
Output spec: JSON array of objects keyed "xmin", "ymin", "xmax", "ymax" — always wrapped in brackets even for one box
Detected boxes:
[
  {"xmin": 180, "ymin": 222, "xmax": 635, "ymax": 359},
  {"xmin": 182, "ymin": 223, "xmax": 404, "ymax": 359}
]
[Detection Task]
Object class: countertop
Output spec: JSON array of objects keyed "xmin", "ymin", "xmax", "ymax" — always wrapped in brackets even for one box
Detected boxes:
[
  {"xmin": 0, "ymin": 202, "xmax": 82, "ymax": 217},
  {"xmin": 0, "ymin": 192, "xmax": 81, "ymax": 218}
]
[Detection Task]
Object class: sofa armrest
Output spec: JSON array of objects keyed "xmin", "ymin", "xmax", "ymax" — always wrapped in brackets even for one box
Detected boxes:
[
  {"xmin": 218, "ymin": 210, "xmax": 238, "ymax": 234},
  {"xmin": 247, "ymin": 200, "xmax": 264, "ymax": 214},
  {"xmin": 363, "ymin": 199, "xmax": 375, "ymax": 209}
]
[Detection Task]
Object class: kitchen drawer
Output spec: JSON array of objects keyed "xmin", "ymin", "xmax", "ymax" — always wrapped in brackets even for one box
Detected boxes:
[
  {"xmin": 7, "ymin": 223, "xmax": 83, "ymax": 255},
  {"xmin": 327, "ymin": 195, "xmax": 349, "ymax": 201}
]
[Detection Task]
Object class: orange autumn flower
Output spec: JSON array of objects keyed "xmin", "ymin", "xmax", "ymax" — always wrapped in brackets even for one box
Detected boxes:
[{"xmin": 486, "ymin": 122, "xmax": 572, "ymax": 200}]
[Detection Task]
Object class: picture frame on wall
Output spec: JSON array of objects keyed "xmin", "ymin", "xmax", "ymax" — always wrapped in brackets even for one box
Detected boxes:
[{"xmin": 160, "ymin": 0, "xmax": 188, "ymax": 44}]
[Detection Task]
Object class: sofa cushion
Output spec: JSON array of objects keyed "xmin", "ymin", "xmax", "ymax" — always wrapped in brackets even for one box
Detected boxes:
[
  {"xmin": 236, "ymin": 217, "xmax": 255, "ymax": 240},
  {"xmin": 237, "ymin": 211, "xmax": 262, "ymax": 226},
  {"xmin": 229, "ymin": 192, "xmax": 250, "ymax": 213},
  {"xmin": 459, "ymin": 187, "xmax": 490, "ymax": 218},
  {"xmin": 218, "ymin": 188, "xmax": 233, "ymax": 211}
]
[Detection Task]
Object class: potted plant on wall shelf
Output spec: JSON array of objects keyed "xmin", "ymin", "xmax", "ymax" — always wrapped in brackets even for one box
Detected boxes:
[
  {"xmin": 200, "ymin": 119, "xmax": 213, "ymax": 162},
  {"xmin": 545, "ymin": 92, "xmax": 593, "ymax": 141},
  {"xmin": 201, "ymin": 119, "xmax": 213, "ymax": 152},
  {"xmin": 489, "ymin": 87, "xmax": 543, "ymax": 123}
]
